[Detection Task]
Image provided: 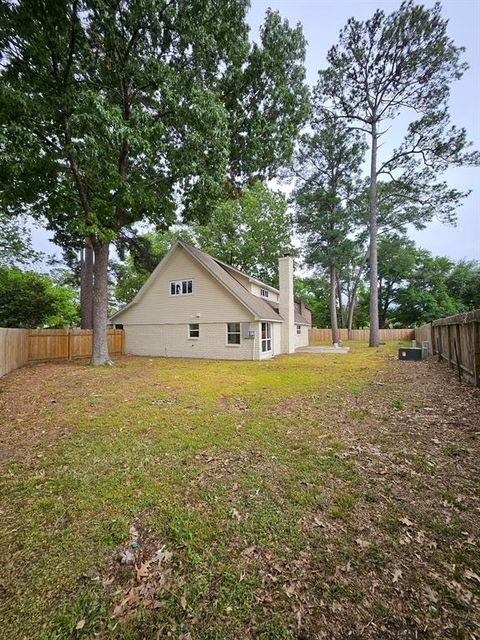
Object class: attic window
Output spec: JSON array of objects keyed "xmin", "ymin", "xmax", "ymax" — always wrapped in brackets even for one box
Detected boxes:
[
  {"xmin": 170, "ymin": 279, "xmax": 193, "ymax": 296},
  {"xmin": 260, "ymin": 288, "xmax": 269, "ymax": 298}
]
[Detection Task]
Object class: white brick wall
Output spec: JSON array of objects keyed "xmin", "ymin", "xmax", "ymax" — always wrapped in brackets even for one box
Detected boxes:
[{"xmin": 124, "ymin": 323, "xmax": 259, "ymax": 360}]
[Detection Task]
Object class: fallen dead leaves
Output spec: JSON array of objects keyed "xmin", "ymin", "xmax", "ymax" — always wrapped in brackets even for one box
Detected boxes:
[
  {"xmin": 2, "ymin": 352, "xmax": 480, "ymax": 639},
  {"xmin": 111, "ymin": 544, "xmax": 175, "ymax": 619},
  {"xmin": 98, "ymin": 523, "xmax": 183, "ymax": 625}
]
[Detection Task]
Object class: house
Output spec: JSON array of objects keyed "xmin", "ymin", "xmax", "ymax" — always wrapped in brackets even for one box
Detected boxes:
[{"xmin": 109, "ymin": 241, "xmax": 311, "ymax": 360}]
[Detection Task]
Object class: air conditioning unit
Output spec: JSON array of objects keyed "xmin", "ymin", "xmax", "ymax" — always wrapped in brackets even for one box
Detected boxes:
[{"xmin": 398, "ymin": 347, "xmax": 423, "ymax": 361}]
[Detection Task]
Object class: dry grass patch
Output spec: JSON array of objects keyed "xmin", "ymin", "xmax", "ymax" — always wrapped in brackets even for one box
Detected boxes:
[{"xmin": 0, "ymin": 342, "xmax": 478, "ymax": 639}]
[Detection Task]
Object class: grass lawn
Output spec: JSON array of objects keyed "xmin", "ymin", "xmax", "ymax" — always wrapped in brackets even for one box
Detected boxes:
[{"xmin": 0, "ymin": 342, "xmax": 478, "ymax": 639}]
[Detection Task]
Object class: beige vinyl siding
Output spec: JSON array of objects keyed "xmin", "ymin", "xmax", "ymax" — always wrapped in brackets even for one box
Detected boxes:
[
  {"xmin": 221, "ymin": 267, "xmax": 280, "ymax": 302},
  {"xmin": 250, "ymin": 282, "xmax": 279, "ymax": 302},
  {"xmin": 124, "ymin": 323, "xmax": 256, "ymax": 360},
  {"xmin": 116, "ymin": 246, "xmax": 254, "ymax": 326},
  {"xmin": 295, "ymin": 325, "xmax": 309, "ymax": 348}
]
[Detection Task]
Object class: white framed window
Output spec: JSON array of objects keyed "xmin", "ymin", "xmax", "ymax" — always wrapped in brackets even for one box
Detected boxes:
[
  {"xmin": 260, "ymin": 288, "xmax": 269, "ymax": 298},
  {"xmin": 227, "ymin": 323, "xmax": 241, "ymax": 345},
  {"xmin": 189, "ymin": 323, "xmax": 199, "ymax": 339},
  {"xmin": 297, "ymin": 324, "xmax": 301, "ymax": 335},
  {"xmin": 170, "ymin": 279, "xmax": 193, "ymax": 296},
  {"xmin": 261, "ymin": 322, "xmax": 272, "ymax": 353}
]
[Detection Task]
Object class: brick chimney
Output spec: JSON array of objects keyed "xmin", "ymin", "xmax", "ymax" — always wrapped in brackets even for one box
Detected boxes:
[{"xmin": 279, "ymin": 253, "xmax": 295, "ymax": 354}]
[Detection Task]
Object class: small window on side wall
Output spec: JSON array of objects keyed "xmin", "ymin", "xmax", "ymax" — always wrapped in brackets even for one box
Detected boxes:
[
  {"xmin": 297, "ymin": 324, "xmax": 301, "ymax": 335},
  {"xmin": 189, "ymin": 323, "xmax": 199, "ymax": 338},
  {"xmin": 227, "ymin": 323, "xmax": 241, "ymax": 345}
]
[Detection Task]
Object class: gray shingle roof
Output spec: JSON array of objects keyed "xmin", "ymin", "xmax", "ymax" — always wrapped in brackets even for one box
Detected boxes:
[
  {"xmin": 264, "ymin": 299, "xmax": 310, "ymax": 326},
  {"xmin": 178, "ymin": 242, "xmax": 282, "ymax": 322}
]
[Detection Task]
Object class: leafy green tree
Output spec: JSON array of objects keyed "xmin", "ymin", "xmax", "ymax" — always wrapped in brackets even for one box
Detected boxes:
[
  {"xmin": 0, "ymin": 0, "xmax": 307, "ymax": 364},
  {"xmin": 376, "ymin": 236, "xmax": 418, "ymax": 328},
  {"xmin": 293, "ymin": 113, "xmax": 365, "ymax": 344},
  {"xmin": 318, "ymin": 1, "xmax": 479, "ymax": 346},
  {"xmin": 337, "ymin": 245, "xmax": 369, "ymax": 336},
  {"xmin": 393, "ymin": 254, "xmax": 461, "ymax": 326},
  {"xmin": 0, "ymin": 267, "xmax": 78, "ymax": 328},
  {"xmin": 357, "ymin": 241, "xmax": 467, "ymax": 327},
  {"xmin": 196, "ymin": 181, "xmax": 293, "ymax": 286},
  {"xmin": 446, "ymin": 260, "xmax": 480, "ymax": 311},
  {"xmin": 0, "ymin": 213, "xmax": 43, "ymax": 267},
  {"xmin": 112, "ymin": 227, "xmax": 194, "ymax": 304}
]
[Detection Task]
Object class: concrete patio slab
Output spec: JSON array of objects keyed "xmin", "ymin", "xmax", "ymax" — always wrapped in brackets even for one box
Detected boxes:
[{"xmin": 296, "ymin": 346, "xmax": 350, "ymax": 354}]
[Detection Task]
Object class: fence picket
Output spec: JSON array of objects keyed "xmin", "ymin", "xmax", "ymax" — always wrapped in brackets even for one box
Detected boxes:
[
  {"xmin": 309, "ymin": 327, "xmax": 415, "ymax": 342},
  {"xmin": 416, "ymin": 310, "xmax": 480, "ymax": 387}
]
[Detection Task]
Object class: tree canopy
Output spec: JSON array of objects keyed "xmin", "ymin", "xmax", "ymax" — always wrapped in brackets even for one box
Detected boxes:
[
  {"xmin": 197, "ymin": 181, "xmax": 293, "ymax": 287},
  {"xmin": 0, "ymin": 213, "xmax": 44, "ymax": 267},
  {"xmin": 0, "ymin": 0, "xmax": 308, "ymax": 362},
  {"xmin": 0, "ymin": 267, "xmax": 78, "ymax": 328}
]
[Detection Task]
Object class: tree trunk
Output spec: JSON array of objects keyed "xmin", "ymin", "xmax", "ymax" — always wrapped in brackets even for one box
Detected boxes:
[
  {"xmin": 330, "ymin": 265, "xmax": 339, "ymax": 345},
  {"xmin": 380, "ymin": 283, "xmax": 393, "ymax": 329},
  {"xmin": 336, "ymin": 272, "xmax": 345, "ymax": 328},
  {"xmin": 91, "ymin": 239, "xmax": 111, "ymax": 366},
  {"xmin": 347, "ymin": 257, "xmax": 367, "ymax": 339},
  {"xmin": 368, "ymin": 121, "xmax": 380, "ymax": 347},
  {"xmin": 347, "ymin": 295, "xmax": 356, "ymax": 338},
  {"xmin": 347, "ymin": 279, "xmax": 359, "ymax": 339},
  {"xmin": 80, "ymin": 239, "xmax": 94, "ymax": 329}
]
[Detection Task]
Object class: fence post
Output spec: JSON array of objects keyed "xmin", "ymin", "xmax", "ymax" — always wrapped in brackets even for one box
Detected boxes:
[
  {"xmin": 447, "ymin": 324, "xmax": 453, "ymax": 368},
  {"xmin": 67, "ymin": 329, "xmax": 72, "ymax": 361},
  {"xmin": 473, "ymin": 321, "xmax": 480, "ymax": 388},
  {"xmin": 455, "ymin": 324, "xmax": 463, "ymax": 378}
]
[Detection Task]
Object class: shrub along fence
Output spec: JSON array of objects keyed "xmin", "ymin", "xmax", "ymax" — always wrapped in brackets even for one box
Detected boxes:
[
  {"xmin": 0, "ymin": 328, "xmax": 124, "ymax": 377},
  {"xmin": 309, "ymin": 327, "xmax": 415, "ymax": 342},
  {"xmin": 416, "ymin": 310, "xmax": 480, "ymax": 387}
]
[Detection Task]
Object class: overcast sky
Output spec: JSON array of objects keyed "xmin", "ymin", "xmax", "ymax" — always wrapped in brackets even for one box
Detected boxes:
[{"xmin": 31, "ymin": 0, "xmax": 479, "ymax": 264}]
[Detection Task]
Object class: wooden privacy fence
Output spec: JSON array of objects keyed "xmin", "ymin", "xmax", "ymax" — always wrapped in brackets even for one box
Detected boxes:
[
  {"xmin": 309, "ymin": 327, "xmax": 415, "ymax": 342},
  {"xmin": 28, "ymin": 329, "xmax": 124, "ymax": 361},
  {"xmin": 416, "ymin": 310, "xmax": 480, "ymax": 387},
  {"xmin": 414, "ymin": 323, "xmax": 433, "ymax": 353},
  {"xmin": 0, "ymin": 328, "xmax": 29, "ymax": 377}
]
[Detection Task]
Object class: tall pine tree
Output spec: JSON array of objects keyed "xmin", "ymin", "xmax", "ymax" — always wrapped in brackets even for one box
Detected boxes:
[{"xmin": 318, "ymin": 1, "xmax": 478, "ymax": 346}]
